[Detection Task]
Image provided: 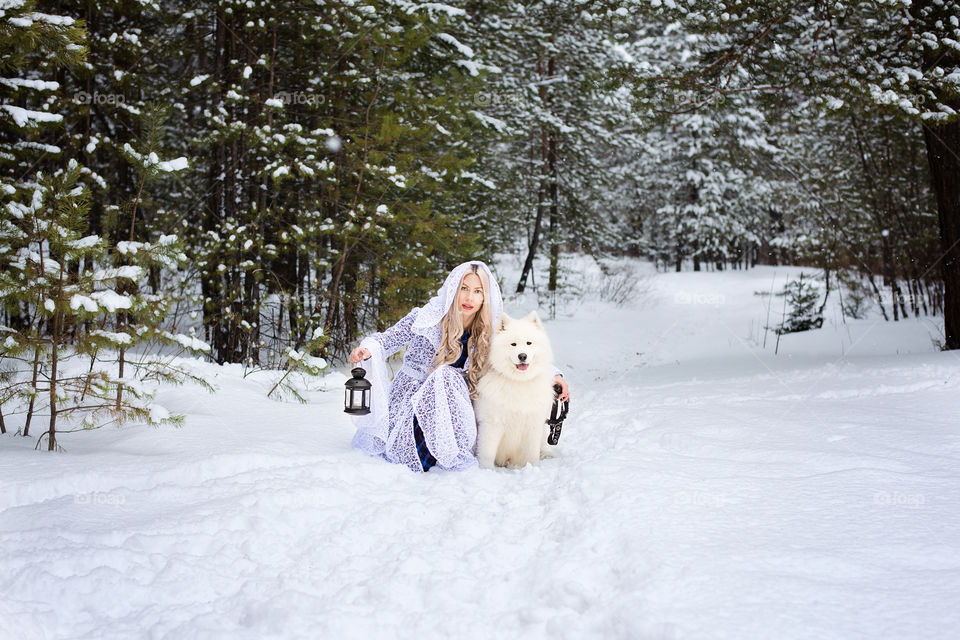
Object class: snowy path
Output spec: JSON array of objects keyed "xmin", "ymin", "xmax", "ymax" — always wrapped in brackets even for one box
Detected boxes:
[{"xmin": 3, "ymin": 265, "xmax": 960, "ymax": 639}]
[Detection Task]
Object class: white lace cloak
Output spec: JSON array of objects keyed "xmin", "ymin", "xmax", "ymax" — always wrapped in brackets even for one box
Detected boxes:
[{"xmin": 350, "ymin": 261, "xmax": 504, "ymax": 472}]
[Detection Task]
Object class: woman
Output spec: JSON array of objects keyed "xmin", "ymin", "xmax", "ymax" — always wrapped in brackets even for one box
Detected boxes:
[{"xmin": 348, "ymin": 261, "xmax": 570, "ymax": 472}]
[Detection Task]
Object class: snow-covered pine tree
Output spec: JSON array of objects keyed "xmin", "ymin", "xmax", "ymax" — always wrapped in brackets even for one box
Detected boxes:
[
  {"xmin": 777, "ymin": 273, "xmax": 823, "ymax": 335},
  {"xmin": 764, "ymin": 96, "xmax": 940, "ymax": 321},
  {"xmin": 1, "ymin": 0, "xmax": 84, "ymax": 438},
  {"xmin": 168, "ymin": 1, "xmax": 489, "ymax": 360},
  {"xmin": 111, "ymin": 103, "xmax": 199, "ymax": 405},
  {"xmin": 458, "ymin": 1, "xmax": 642, "ymax": 294},
  {"xmin": 623, "ymin": 11, "xmax": 799, "ymax": 273},
  {"xmin": 0, "ymin": 162, "xmax": 190, "ymax": 450},
  {"xmin": 0, "ymin": 1, "xmax": 86, "ymax": 188},
  {"xmin": 644, "ymin": 0, "xmax": 960, "ymax": 347}
]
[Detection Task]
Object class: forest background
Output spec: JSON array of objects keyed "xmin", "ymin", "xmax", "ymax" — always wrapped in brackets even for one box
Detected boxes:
[{"xmin": 3, "ymin": 0, "xmax": 960, "ymax": 447}]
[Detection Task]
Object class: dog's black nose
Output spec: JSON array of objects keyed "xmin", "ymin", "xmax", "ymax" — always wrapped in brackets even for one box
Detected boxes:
[{"xmin": 517, "ymin": 353, "xmax": 527, "ymax": 362}]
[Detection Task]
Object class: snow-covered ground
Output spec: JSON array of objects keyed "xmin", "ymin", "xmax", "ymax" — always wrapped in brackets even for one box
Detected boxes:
[{"xmin": 3, "ymin": 258, "xmax": 959, "ymax": 639}]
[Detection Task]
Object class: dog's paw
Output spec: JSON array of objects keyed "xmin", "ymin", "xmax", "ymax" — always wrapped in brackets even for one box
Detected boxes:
[{"xmin": 477, "ymin": 455, "xmax": 496, "ymax": 470}]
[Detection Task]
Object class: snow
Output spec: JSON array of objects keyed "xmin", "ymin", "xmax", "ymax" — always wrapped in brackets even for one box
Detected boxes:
[
  {"xmin": 453, "ymin": 58, "xmax": 502, "ymax": 77},
  {"xmin": 1, "ymin": 104, "xmax": 63, "ymax": 127},
  {"xmin": 469, "ymin": 109, "xmax": 509, "ymax": 132},
  {"xmin": 0, "ymin": 77, "xmax": 59, "ymax": 91},
  {"xmin": 164, "ymin": 331, "xmax": 211, "ymax": 353},
  {"xmin": 94, "ymin": 265, "xmax": 144, "ymax": 282},
  {"xmin": 435, "ymin": 32, "xmax": 474, "ymax": 58},
  {"xmin": 31, "ymin": 12, "xmax": 75, "ymax": 26},
  {"xmin": 460, "ymin": 170, "xmax": 496, "ymax": 189},
  {"xmin": 69, "ymin": 294, "xmax": 98, "ymax": 312},
  {"xmin": 157, "ymin": 157, "xmax": 188, "ymax": 172},
  {"xmin": 116, "ymin": 240, "xmax": 145, "ymax": 255},
  {"xmin": 90, "ymin": 290, "xmax": 132, "ymax": 312},
  {"xmin": 2, "ymin": 258, "xmax": 958, "ymax": 639},
  {"xmin": 16, "ymin": 140, "xmax": 61, "ymax": 154},
  {"xmin": 0, "ymin": 0, "xmax": 28, "ymax": 14},
  {"xmin": 122, "ymin": 145, "xmax": 187, "ymax": 172},
  {"xmin": 149, "ymin": 404, "xmax": 170, "ymax": 422},
  {"xmin": 70, "ymin": 235, "xmax": 101, "ymax": 249},
  {"xmin": 409, "ymin": 3, "xmax": 466, "ymax": 18},
  {"xmin": 824, "ymin": 95, "xmax": 844, "ymax": 109},
  {"xmin": 90, "ymin": 329, "xmax": 132, "ymax": 345}
]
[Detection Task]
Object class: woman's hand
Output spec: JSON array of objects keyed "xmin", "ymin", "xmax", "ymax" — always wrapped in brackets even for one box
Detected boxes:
[
  {"xmin": 553, "ymin": 375, "xmax": 571, "ymax": 402},
  {"xmin": 349, "ymin": 347, "xmax": 371, "ymax": 363}
]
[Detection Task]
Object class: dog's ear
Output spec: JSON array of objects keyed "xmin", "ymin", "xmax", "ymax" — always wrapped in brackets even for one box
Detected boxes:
[
  {"xmin": 524, "ymin": 310, "xmax": 543, "ymax": 329},
  {"xmin": 497, "ymin": 312, "xmax": 512, "ymax": 332}
]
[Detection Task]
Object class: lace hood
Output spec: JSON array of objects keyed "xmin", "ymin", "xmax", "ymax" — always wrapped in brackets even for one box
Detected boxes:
[{"xmin": 411, "ymin": 261, "xmax": 503, "ymax": 347}]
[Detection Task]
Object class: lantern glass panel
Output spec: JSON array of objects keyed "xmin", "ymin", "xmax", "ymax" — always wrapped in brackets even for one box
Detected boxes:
[{"xmin": 344, "ymin": 367, "xmax": 372, "ymax": 415}]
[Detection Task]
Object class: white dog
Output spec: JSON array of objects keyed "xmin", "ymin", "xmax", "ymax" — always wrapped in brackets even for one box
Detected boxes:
[{"xmin": 474, "ymin": 311, "xmax": 556, "ymax": 469}]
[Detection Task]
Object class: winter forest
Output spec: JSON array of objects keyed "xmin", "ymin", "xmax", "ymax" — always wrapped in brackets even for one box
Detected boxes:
[
  {"xmin": 2, "ymin": 1, "xmax": 960, "ymax": 636},
  {"xmin": 3, "ymin": 0, "xmax": 960, "ymax": 444}
]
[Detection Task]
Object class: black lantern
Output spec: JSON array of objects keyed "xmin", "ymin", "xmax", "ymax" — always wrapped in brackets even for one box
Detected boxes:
[
  {"xmin": 344, "ymin": 367, "xmax": 371, "ymax": 415},
  {"xmin": 546, "ymin": 383, "xmax": 569, "ymax": 445}
]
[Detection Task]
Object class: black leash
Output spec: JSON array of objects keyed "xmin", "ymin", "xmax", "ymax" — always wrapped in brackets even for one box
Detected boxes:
[{"xmin": 546, "ymin": 383, "xmax": 569, "ymax": 445}]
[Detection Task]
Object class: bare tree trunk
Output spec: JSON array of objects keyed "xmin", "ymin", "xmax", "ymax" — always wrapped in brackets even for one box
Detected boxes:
[
  {"xmin": 344, "ymin": 256, "xmax": 359, "ymax": 346},
  {"xmin": 48, "ymin": 335, "xmax": 58, "ymax": 451},
  {"xmin": 867, "ymin": 272, "xmax": 890, "ymax": 321},
  {"xmin": 920, "ymin": 119, "xmax": 960, "ymax": 348},
  {"xmin": 518, "ymin": 46, "xmax": 554, "ymax": 294},
  {"xmin": 116, "ymin": 342, "xmax": 125, "ymax": 410},
  {"xmin": 518, "ymin": 126, "xmax": 549, "ymax": 293},
  {"xmin": 912, "ymin": 0, "xmax": 960, "ymax": 348},
  {"xmin": 24, "ymin": 345, "xmax": 41, "ymax": 437},
  {"xmin": 547, "ymin": 128, "xmax": 559, "ymax": 293},
  {"xmin": 817, "ymin": 267, "xmax": 831, "ymax": 317}
]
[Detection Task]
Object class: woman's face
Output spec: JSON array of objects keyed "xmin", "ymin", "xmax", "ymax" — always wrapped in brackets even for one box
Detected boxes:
[{"xmin": 457, "ymin": 272, "xmax": 484, "ymax": 326}]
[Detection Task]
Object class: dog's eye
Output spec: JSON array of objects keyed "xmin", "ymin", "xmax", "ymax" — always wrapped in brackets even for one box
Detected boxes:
[
  {"xmin": 510, "ymin": 342, "xmax": 516, "ymax": 346},
  {"xmin": 526, "ymin": 341, "xmax": 532, "ymax": 345}
]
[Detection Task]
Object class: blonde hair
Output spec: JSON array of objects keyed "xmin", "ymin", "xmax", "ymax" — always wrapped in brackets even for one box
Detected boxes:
[{"xmin": 431, "ymin": 263, "xmax": 492, "ymax": 397}]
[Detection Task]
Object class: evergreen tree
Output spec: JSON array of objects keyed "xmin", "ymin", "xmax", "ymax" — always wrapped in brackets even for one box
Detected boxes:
[
  {"xmin": 0, "ymin": 162, "xmax": 194, "ymax": 450},
  {"xmin": 459, "ymin": 1, "xmax": 642, "ymax": 294},
  {"xmin": 640, "ymin": 0, "xmax": 960, "ymax": 346},
  {"xmin": 1, "ymin": 0, "xmax": 87, "ymax": 221},
  {"xmin": 165, "ymin": 1, "xmax": 490, "ymax": 360},
  {"xmin": 776, "ymin": 273, "xmax": 823, "ymax": 335}
]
